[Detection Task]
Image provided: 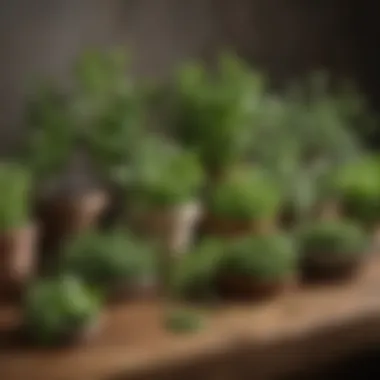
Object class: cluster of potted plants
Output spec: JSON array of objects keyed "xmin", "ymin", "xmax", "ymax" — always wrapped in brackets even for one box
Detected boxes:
[{"xmin": 0, "ymin": 49, "xmax": 377, "ymax": 345}]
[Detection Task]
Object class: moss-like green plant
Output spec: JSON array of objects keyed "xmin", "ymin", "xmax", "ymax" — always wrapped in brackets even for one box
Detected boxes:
[
  {"xmin": 0, "ymin": 163, "xmax": 31, "ymax": 230},
  {"xmin": 298, "ymin": 221, "xmax": 368, "ymax": 260},
  {"xmin": 123, "ymin": 137, "xmax": 204, "ymax": 208},
  {"xmin": 171, "ymin": 239, "xmax": 224, "ymax": 299},
  {"xmin": 167, "ymin": 53, "xmax": 265, "ymax": 173},
  {"xmin": 221, "ymin": 234, "xmax": 297, "ymax": 280},
  {"xmin": 164, "ymin": 309, "xmax": 204, "ymax": 334},
  {"xmin": 60, "ymin": 230, "xmax": 155, "ymax": 291},
  {"xmin": 326, "ymin": 156, "xmax": 380, "ymax": 225},
  {"xmin": 207, "ymin": 169, "xmax": 281, "ymax": 221},
  {"xmin": 23, "ymin": 276, "xmax": 101, "ymax": 345}
]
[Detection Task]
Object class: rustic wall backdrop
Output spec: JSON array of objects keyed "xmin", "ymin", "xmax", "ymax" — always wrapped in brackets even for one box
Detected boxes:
[{"xmin": 0, "ymin": 0, "xmax": 378, "ymax": 153}]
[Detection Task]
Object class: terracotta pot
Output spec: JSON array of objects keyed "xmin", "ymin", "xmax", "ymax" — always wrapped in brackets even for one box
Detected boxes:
[
  {"xmin": 38, "ymin": 189, "xmax": 109, "ymax": 253},
  {"xmin": 131, "ymin": 201, "xmax": 203, "ymax": 256},
  {"xmin": 201, "ymin": 213, "xmax": 275, "ymax": 238},
  {"xmin": 217, "ymin": 275, "xmax": 289, "ymax": 301},
  {"xmin": 0, "ymin": 223, "xmax": 38, "ymax": 301},
  {"xmin": 300, "ymin": 254, "xmax": 363, "ymax": 284},
  {"xmin": 22, "ymin": 314, "xmax": 103, "ymax": 348}
]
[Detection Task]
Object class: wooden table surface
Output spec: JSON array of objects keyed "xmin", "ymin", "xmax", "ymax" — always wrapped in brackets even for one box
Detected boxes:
[{"xmin": 2, "ymin": 258, "xmax": 380, "ymax": 380}]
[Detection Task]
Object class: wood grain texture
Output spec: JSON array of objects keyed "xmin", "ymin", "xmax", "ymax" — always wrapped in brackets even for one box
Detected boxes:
[{"xmin": 1, "ymin": 257, "xmax": 380, "ymax": 380}]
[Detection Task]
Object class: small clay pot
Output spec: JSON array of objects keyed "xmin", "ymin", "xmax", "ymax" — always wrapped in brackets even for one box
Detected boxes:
[
  {"xmin": 201, "ymin": 213, "xmax": 275, "ymax": 238},
  {"xmin": 130, "ymin": 201, "xmax": 203, "ymax": 256},
  {"xmin": 0, "ymin": 223, "xmax": 38, "ymax": 301},
  {"xmin": 217, "ymin": 275, "xmax": 289, "ymax": 301},
  {"xmin": 300, "ymin": 254, "xmax": 363, "ymax": 284},
  {"xmin": 38, "ymin": 189, "xmax": 109, "ymax": 255}
]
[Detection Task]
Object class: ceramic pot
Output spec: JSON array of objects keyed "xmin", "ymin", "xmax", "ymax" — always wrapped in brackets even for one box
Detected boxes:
[
  {"xmin": 0, "ymin": 223, "xmax": 38, "ymax": 301},
  {"xmin": 131, "ymin": 201, "xmax": 203, "ymax": 256},
  {"xmin": 300, "ymin": 254, "xmax": 364, "ymax": 284},
  {"xmin": 217, "ymin": 275, "xmax": 290, "ymax": 301},
  {"xmin": 38, "ymin": 189, "xmax": 109, "ymax": 254}
]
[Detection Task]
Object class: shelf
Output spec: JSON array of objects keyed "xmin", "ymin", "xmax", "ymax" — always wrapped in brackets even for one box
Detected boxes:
[{"xmin": 2, "ymin": 257, "xmax": 380, "ymax": 380}]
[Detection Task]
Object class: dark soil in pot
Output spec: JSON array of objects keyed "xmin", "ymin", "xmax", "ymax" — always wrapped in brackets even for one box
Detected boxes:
[
  {"xmin": 217, "ymin": 275, "xmax": 289, "ymax": 301},
  {"xmin": 300, "ymin": 255, "xmax": 364, "ymax": 285}
]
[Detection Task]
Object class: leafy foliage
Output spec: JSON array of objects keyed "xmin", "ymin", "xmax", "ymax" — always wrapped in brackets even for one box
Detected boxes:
[
  {"xmin": 73, "ymin": 49, "xmax": 146, "ymax": 175},
  {"xmin": 251, "ymin": 74, "xmax": 363, "ymax": 223},
  {"xmin": 60, "ymin": 230, "xmax": 155, "ymax": 290},
  {"xmin": 0, "ymin": 163, "xmax": 31, "ymax": 230},
  {"xmin": 165, "ymin": 53, "xmax": 265, "ymax": 172},
  {"xmin": 220, "ymin": 234, "xmax": 297, "ymax": 280},
  {"xmin": 118, "ymin": 136, "xmax": 204, "ymax": 207},
  {"xmin": 25, "ymin": 84, "xmax": 76, "ymax": 179},
  {"xmin": 327, "ymin": 156, "xmax": 380, "ymax": 225},
  {"xmin": 164, "ymin": 309, "xmax": 204, "ymax": 334},
  {"xmin": 207, "ymin": 169, "xmax": 281, "ymax": 221},
  {"xmin": 171, "ymin": 239, "xmax": 224, "ymax": 299},
  {"xmin": 23, "ymin": 276, "xmax": 101, "ymax": 345},
  {"xmin": 298, "ymin": 220, "xmax": 368, "ymax": 259}
]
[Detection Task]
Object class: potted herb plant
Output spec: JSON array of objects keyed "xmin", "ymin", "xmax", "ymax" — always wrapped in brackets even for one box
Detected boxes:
[
  {"xmin": 217, "ymin": 234, "xmax": 297, "ymax": 300},
  {"xmin": 171, "ymin": 239, "xmax": 224, "ymax": 301},
  {"xmin": 22, "ymin": 275, "xmax": 102, "ymax": 346},
  {"xmin": 59, "ymin": 230, "xmax": 156, "ymax": 302},
  {"xmin": 203, "ymin": 169, "xmax": 281, "ymax": 237},
  {"xmin": 326, "ymin": 156, "xmax": 380, "ymax": 228},
  {"xmin": 298, "ymin": 220, "xmax": 368, "ymax": 283},
  {"xmin": 165, "ymin": 53, "xmax": 265, "ymax": 181},
  {"xmin": 124, "ymin": 137, "xmax": 204, "ymax": 255},
  {"xmin": 26, "ymin": 83, "xmax": 109, "ymax": 256},
  {"xmin": 0, "ymin": 163, "xmax": 37, "ymax": 300}
]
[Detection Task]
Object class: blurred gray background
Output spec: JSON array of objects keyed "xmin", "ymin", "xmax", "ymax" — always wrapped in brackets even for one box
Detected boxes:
[{"xmin": 0, "ymin": 0, "xmax": 378, "ymax": 153}]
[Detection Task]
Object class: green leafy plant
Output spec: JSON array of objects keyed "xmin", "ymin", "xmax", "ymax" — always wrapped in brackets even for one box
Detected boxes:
[
  {"xmin": 60, "ymin": 230, "xmax": 155, "ymax": 291},
  {"xmin": 166, "ymin": 53, "xmax": 265, "ymax": 173},
  {"xmin": 251, "ymin": 74, "xmax": 363, "ymax": 224},
  {"xmin": 25, "ymin": 84, "xmax": 76, "ymax": 180},
  {"xmin": 220, "ymin": 234, "xmax": 297, "ymax": 280},
  {"xmin": 122, "ymin": 137, "xmax": 204, "ymax": 208},
  {"xmin": 73, "ymin": 49, "xmax": 146, "ymax": 176},
  {"xmin": 23, "ymin": 276, "xmax": 101, "ymax": 345},
  {"xmin": 0, "ymin": 163, "xmax": 31, "ymax": 230},
  {"xmin": 207, "ymin": 169, "xmax": 281, "ymax": 221},
  {"xmin": 298, "ymin": 220, "xmax": 368, "ymax": 261},
  {"xmin": 171, "ymin": 239, "xmax": 224, "ymax": 299},
  {"xmin": 164, "ymin": 309, "xmax": 204, "ymax": 334},
  {"xmin": 326, "ymin": 156, "xmax": 380, "ymax": 225}
]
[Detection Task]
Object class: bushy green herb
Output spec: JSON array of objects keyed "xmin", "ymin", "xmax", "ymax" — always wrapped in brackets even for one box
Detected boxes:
[
  {"xmin": 327, "ymin": 156, "xmax": 380, "ymax": 225},
  {"xmin": 23, "ymin": 276, "xmax": 101, "ymax": 345},
  {"xmin": 298, "ymin": 221, "xmax": 368, "ymax": 259},
  {"xmin": 221, "ymin": 234, "xmax": 297, "ymax": 280},
  {"xmin": 167, "ymin": 53, "xmax": 265, "ymax": 172},
  {"xmin": 26, "ymin": 84, "xmax": 76, "ymax": 179},
  {"xmin": 122, "ymin": 137, "xmax": 204, "ymax": 208},
  {"xmin": 60, "ymin": 230, "xmax": 155, "ymax": 290},
  {"xmin": 0, "ymin": 163, "xmax": 31, "ymax": 230},
  {"xmin": 164, "ymin": 309, "xmax": 204, "ymax": 334},
  {"xmin": 171, "ymin": 239, "xmax": 224, "ymax": 299},
  {"xmin": 207, "ymin": 169, "xmax": 281, "ymax": 221},
  {"xmin": 73, "ymin": 49, "xmax": 146, "ymax": 175}
]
